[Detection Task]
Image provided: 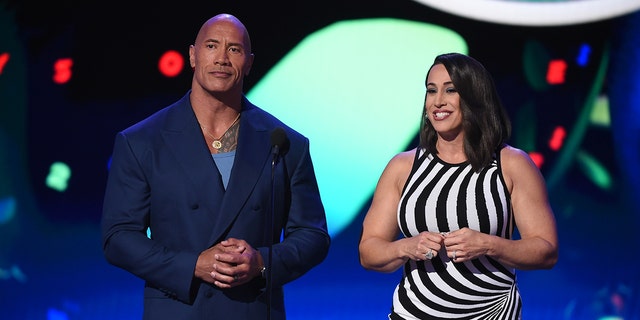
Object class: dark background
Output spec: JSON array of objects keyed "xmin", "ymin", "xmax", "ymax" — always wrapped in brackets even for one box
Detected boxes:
[{"xmin": 1, "ymin": 1, "xmax": 639, "ymax": 319}]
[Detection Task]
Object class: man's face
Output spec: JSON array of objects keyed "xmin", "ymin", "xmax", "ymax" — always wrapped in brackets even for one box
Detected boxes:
[{"xmin": 189, "ymin": 18, "xmax": 254, "ymax": 96}]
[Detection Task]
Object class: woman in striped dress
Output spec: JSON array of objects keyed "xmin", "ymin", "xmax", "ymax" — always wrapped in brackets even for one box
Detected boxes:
[{"xmin": 359, "ymin": 53, "xmax": 558, "ymax": 319}]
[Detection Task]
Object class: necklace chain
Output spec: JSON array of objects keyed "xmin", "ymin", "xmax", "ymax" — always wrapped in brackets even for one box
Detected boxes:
[{"xmin": 200, "ymin": 113, "xmax": 241, "ymax": 149}]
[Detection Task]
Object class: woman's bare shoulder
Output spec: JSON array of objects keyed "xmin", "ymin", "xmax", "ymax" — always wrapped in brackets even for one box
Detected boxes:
[
  {"xmin": 499, "ymin": 144, "xmax": 542, "ymax": 184},
  {"xmin": 377, "ymin": 148, "xmax": 417, "ymax": 191},
  {"xmin": 389, "ymin": 148, "xmax": 416, "ymax": 166},
  {"xmin": 500, "ymin": 145, "xmax": 535, "ymax": 166}
]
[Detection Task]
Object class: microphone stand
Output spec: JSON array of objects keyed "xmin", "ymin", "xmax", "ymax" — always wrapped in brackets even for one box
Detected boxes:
[{"xmin": 267, "ymin": 145, "xmax": 279, "ymax": 320}]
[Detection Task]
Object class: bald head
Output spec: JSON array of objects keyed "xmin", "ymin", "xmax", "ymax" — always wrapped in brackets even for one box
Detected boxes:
[{"xmin": 196, "ymin": 13, "xmax": 252, "ymax": 54}]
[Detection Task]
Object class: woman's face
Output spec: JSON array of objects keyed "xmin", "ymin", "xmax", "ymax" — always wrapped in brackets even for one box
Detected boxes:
[{"xmin": 425, "ymin": 63, "xmax": 463, "ymax": 139}]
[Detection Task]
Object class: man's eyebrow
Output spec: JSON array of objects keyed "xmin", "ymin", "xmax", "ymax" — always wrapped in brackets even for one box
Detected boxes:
[
  {"xmin": 202, "ymin": 39, "xmax": 245, "ymax": 50},
  {"xmin": 227, "ymin": 41, "xmax": 245, "ymax": 48}
]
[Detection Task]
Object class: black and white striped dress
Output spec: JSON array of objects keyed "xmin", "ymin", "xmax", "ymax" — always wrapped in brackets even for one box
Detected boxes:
[{"xmin": 391, "ymin": 148, "xmax": 521, "ymax": 319}]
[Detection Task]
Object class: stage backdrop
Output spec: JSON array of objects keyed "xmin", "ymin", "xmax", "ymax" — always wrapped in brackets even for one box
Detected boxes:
[{"xmin": 1, "ymin": 1, "xmax": 640, "ymax": 319}]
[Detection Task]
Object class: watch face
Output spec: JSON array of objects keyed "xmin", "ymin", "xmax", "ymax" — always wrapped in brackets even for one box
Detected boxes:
[{"xmin": 412, "ymin": 0, "xmax": 640, "ymax": 26}]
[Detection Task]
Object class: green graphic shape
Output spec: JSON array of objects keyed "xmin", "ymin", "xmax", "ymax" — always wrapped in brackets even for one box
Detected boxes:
[{"xmin": 248, "ymin": 18, "xmax": 467, "ymax": 236}]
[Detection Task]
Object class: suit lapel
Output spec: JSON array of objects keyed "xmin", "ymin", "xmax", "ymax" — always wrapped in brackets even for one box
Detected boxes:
[
  {"xmin": 210, "ymin": 107, "xmax": 272, "ymax": 241},
  {"xmin": 161, "ymin": 95, "xmax": 226, "ymax": 238},
  {"xmin": 160, "ymin": 94, "xmax": 274, "ymax": 245}
]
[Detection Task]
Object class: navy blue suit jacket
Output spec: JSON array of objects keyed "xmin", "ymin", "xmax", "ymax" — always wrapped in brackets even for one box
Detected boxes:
[{"xmin": 101, "ymin": 91, "xmax": 330, "ymax": 319}]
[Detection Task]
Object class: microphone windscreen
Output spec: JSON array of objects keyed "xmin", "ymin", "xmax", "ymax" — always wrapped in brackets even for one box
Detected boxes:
[{"xmin": 270, "ymin": 127, "xmax": 287, "ymax": 148}]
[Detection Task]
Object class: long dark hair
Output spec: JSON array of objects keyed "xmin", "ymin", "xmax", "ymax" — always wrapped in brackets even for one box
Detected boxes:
[{"xmin": 419, "ymin": 52, "xmax": 511, "ymax": 172}]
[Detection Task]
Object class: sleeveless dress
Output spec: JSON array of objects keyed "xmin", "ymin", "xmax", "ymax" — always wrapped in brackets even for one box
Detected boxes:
[{"xmin": 391, "ymin": 148, "xmax": 522, "ymax": 319}]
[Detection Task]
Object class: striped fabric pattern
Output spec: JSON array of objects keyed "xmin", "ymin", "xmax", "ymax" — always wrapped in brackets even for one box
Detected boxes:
[{"xmin": 391, "ymin": 148, "xmax": 521, "ymax": 319}]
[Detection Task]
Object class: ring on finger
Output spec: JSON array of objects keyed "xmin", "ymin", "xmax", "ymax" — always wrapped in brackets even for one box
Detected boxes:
[
  {"xmin": 425, "ymin": 249, "xmax": 434, "ymax": 260},
  {"xmin": 233, "ymin": 275, "xmax": 239, "ymax": 281},
  {"xmin": 452, "ymin": 250, "xmax": 457, "ymax": 261}
]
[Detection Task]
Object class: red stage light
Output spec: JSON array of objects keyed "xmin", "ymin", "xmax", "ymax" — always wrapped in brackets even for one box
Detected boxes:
[
  {"xmin": 158, "ymin": 50, "xmax": 184, "ymax": 78},
  {"xmin": 0, "ymin": 52, "xmax": 10, "ymax": 75},
  {"xmin": 546, "ymin": 59, "xmax": 567, "ymax": 85},
  {"xmin": 549, "ymin": 126, "xmax": 566, "ymax": 151},
  {"xmin": 528, "ymin": 151, "xmax": 544, "ymax": 169},
  {"xmin": 53, "ymin": 58, "xmax": 73, "ymax": 84}
]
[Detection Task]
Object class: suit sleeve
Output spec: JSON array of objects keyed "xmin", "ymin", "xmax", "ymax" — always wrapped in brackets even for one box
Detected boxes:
[
  {"xmin": 101, "ymin": 132, "xmax": 198, "ymax": 303},
  {"xmin": 266, "ymin": 136, "xmax": 331, "ymax": 287}
]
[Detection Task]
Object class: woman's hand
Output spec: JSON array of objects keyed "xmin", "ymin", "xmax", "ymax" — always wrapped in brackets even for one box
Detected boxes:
[
  {"xmin": 405, "ymin": 231, "xmax": 445, "ymax": 261},
  {"xmin": 443, "ymin": 228, "xmax": 490, "ymax": 262}
]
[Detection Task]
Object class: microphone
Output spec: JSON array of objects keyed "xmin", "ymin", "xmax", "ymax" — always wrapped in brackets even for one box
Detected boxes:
[
  {"xmin": 270, "ymin": 127, "xmax": 287, "ymax": 165},
  {"xmin": 267, "ymin": 127, "xmax": 287, "ymax": 320}
]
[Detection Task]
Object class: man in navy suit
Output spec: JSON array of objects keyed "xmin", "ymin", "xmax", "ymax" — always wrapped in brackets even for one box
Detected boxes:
[{"xmin": 101, "ymin": 13, "xmax": 330, "ymax": 319}]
